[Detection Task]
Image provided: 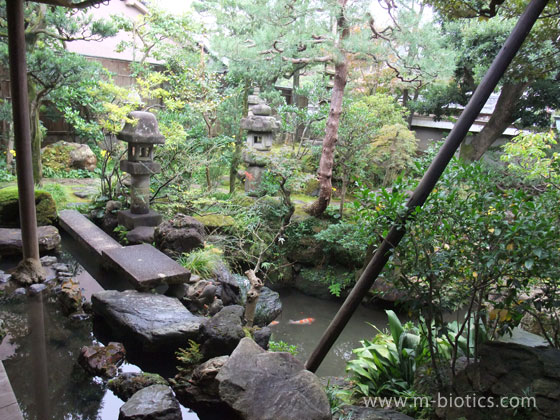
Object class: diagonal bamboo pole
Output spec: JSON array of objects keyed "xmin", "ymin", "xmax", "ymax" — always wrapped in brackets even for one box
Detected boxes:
[{"xmin": 306, "ymin": 0, "xmax": 550, "ymax": 373}]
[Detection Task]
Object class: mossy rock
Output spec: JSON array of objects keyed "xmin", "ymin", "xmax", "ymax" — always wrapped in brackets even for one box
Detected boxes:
[
  {"xmin": 0, "ymin": 186, "xmax": 57, "ymax": 227},
  {"xmin": 194, "ymin": 214, "xmax": 235, "ymax": 232},
  {"xmin": 41, "ymin": 142, "xmax": 74, "ymax": 171}
]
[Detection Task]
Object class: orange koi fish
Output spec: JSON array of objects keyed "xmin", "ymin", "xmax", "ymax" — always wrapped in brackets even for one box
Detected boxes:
[
  {"xmin": 269, "ymin": 320, "xmax": 280, "ymax": 326},
  {"xmin": 288, "ymin": 318, "xmax": 315, "ymax": 325}
]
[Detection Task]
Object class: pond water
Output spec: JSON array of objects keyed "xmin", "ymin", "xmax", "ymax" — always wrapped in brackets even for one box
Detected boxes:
[
  {"xmin": 0, "ymin": 233, "xmax": 389, "ymax": 419},
  {"xmin": 271, "ymin": 288, "xmax": 388, "ymax": 377}
]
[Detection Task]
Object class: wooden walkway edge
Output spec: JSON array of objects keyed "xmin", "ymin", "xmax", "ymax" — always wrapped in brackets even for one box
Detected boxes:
[{"xmin": 0, "ymin": 360, "xmax": 24, "ymax": 420}]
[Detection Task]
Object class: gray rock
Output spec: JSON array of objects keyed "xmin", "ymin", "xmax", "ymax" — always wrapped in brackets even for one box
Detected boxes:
[
  {"xmin": 52, "ymin": 263, "xmax": 70, "ymax": 272},
  {"xmin": 253, "ymin": 326, "xmax": 271, "ymax": 350},
  {"xmin": 216, "ymin": 338, "xmax": 331, "ymax": 420},
  {"xmin": 92, "ymin": 290, "xmax": 204, "ymax": 353},
  {"xmin": 200, "ymin": 305, "xmax": 245, "ymax": 359},
  {"xmin": 109, "ymin": 372, "xmax": 168, "ymax": 402},
  {"xmin": 0, "ymin": 273, "xmax": 11, "ymax": 283},
  {"xmin": 106, "ymin": 200, "xmax": 123, "ymax": 213},
  {"xmin": 214, "ymin": 264, "xmax": 241, "ymax": 306},
  {"xmin": 127, "ymin": 226, "xmax": 155, "ymax": 245},
  {"xmin": 40, "ymin": 255, "xmax": 58, "ymax": 266},
  {"xmin": 69, "ymin": 142, "xmax": 97, "ymax": 171},
  {"xmin": 58, "ymin": 279, "xmax": 83, "ymax": 315},
  {"xmin": 336, "ymin": 406, "xmax": 415, "ymax": 420},
  {"xmin": 154, "ymin": 214, "xmax": 205, "ymax": 256},
  {"xmin": 119, "ymin": 385, "xmax": 181, "ymax": 420},
  {"xmin": 78, "ymin": 342, "xmax": 126, "ymax": 378},
  {"xmin": 173, "ymin": 356, "xmax": 236, "ymax": 418},
  {"xmin": 0, "ymin": 226, "xmax": 61, "ymax": 256},
  {"xmin": 28, "ymin": 283, "xmax": 47, "ymax": 295},
  {"xmin": 13, "ymin": 287, "xmax": 26, "ymax": 296},
  {"xmin": 447, "ymin": 340, "xmax": 560, "ymax": 420}
]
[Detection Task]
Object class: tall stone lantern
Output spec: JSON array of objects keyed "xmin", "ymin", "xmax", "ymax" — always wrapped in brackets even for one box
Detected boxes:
[
  {"xmin": 241, "ymin": 91, "xmax": 279, "ymax": 193},
  {"xmin": 117, "ymin": 111, "xmax": 165, "ymax": 230}
]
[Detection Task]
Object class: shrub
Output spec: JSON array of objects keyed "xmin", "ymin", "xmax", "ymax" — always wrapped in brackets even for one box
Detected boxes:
[{"xmin": 178, "ymin": 246, "xmax": 224, "ymax": 279}]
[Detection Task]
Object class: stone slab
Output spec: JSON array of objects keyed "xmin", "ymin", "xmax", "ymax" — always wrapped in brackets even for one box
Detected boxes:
[
  {"xmin": 0, "ymin": 226, "xmax": 61, "ymax": 256},
  {"xmin": 0, "ymin": 361, "xmax": 24, "ymax": 420},
  {"xmin": 117, "ymin": 209, "xmax": 162, "ymax": 230},
  {"xmin": 102, "ymin": 244, "xmax": 190, "ymax": 289},
  {"xmin": 58, "ymin": 210, "xmax": 121, "ymax": 259},
  {"xmin": 92, "ymin": 290, "xmax": 203, "ymax": 352}
]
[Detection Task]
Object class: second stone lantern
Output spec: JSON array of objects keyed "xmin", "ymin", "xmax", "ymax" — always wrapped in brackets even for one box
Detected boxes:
[{"xmin": 117, "ymin": 111, "xmax": 165, "ymax": 230}]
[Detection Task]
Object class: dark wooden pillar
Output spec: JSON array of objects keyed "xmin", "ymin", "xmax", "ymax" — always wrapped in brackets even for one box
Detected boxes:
[{"xmin": 6, "ymin": 0, "xmax": 40, "ymax": 261}]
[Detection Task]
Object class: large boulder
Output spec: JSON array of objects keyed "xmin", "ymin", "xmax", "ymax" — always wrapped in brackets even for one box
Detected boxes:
[
  {"xmin": 118, "ymin": 384, "xmax": 181, "ymax": 420},
  {"xmin": 173, "ymin": 356, "xmax": 237, "ymax": 418},
  {"xmin": 0, "ymin": 186, "xmax": 57, "ymax": 227},
  {"xmin": 0, "ymin": 226, "xmax": 61, "ymax": 256},
  {"xmin": 109, "ymin": 372, "xmax": 168, "ymax": 402},
  {"xmin": 155, "ymin": 214, "xmax": 205, "ymax": 256},
  {"xmin": 235, "ymin": 275, "xmax": 282, "ymax": 326},
  {"xmin": 335, "ymin": 406, "xmax": 415, "ymax": 420},
  {"xmin": 216, "ymin": 338, "xmax": 331, "ymax": 420},
  {"xmin": 42, "ymin": 141, "xmax": 97, "ymax": 172},
  {"xmin": 445, "ymin": 337, "xmax": 560, "ymax": 420},
  {"xmin": 78, "ymin": 342, "xmax": 126, "ymax": 378},
  {"xmin": 199, "ymin": 305, "xmax": 245, "ymax": 359},
  {"xmin": 92, "ymin": 290, "xmax": 204, "ymax": 353}
]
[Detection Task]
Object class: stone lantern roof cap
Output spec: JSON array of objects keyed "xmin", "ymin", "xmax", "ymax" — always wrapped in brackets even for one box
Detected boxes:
[{"xmin": 117, "ymin": 111, "xmax": 165, "ymax": 145}]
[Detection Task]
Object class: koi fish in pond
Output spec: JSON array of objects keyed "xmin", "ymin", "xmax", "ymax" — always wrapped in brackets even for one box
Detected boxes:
[
  {"xmin": 269, "ymin": 320, "xmax": 280, "ymax": 326},
  {"xmin": 288, "ymin": 318, "xmax": 315, "ymax": 325}
]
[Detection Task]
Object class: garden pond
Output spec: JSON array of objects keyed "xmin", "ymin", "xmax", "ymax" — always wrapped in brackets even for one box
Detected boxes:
[{"xmin": 0, "ymin": 232, "xmax": 389, "ymax": 419}]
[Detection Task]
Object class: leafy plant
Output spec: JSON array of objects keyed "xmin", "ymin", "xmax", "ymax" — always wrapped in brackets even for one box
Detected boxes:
[
  {"xmin": 175, "ymin": 339, "xmax": 203, "ymax": 376},
  {"xmin": 347, "ymin": 310, "xmax": 427, "ymax": 398},
  {"xmin": 113, "ymin": 225, "xmax": 129, "ymax": 245},
  {"xmin": 268, "ymin": 340, "xmax": 299, "ymax": 356},
  {"xmin": 177, "ymin": 246, "xmax": 224, "ymax": 279}
]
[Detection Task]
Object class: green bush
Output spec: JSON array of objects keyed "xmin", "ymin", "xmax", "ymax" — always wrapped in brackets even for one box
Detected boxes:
[
  {"xmin": 0, "ymin": 186, "xmax": 57, "ymax": 227},
  {"xmin": 178, "ymin": 246, "xmax": 224, "ymax": 279},
  {"xmin": 268, "ymin": 340, "xmax": 299, "ymax": 356}
]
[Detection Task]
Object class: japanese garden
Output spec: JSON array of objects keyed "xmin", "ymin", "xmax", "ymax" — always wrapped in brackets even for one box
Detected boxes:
[{"xmin": 0, "ymin": 0, "xmax": 559, "ymax": 419}]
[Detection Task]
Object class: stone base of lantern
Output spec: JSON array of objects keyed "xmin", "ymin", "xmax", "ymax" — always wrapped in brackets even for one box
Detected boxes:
[{"xmin": 118, "ymin": 209, "xmax": 163, "ymax": 230}]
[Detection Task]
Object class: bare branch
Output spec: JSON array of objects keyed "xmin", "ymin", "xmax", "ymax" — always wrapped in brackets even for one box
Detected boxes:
[
  {"xmin": 282, "ymin": 55, "xmax": 332, "ymax": 64},
  {"xmin": 30, "ymin": 0, "xmax": 108, "ymax": 9}
]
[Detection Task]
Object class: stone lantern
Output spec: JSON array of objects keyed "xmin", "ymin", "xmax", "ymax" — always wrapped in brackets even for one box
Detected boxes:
[
  {"xmin": 117, "ymin": 111, "xmax": 165, "ymax": 229},
  {"xmin": 240, "ymin": 90, "xmax": 279, "ymax": 193}
]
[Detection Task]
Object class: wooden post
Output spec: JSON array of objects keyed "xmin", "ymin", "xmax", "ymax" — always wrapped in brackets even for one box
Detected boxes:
[
  {"xmin": 6, "ymin": 0, "xmax": 40, "ymax": 262},
  {"xmin": 305, "ymin": 0, "xmax": 550, "ymax": 373}
]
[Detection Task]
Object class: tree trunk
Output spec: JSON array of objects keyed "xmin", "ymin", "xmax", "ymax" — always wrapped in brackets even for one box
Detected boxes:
[
  {"xmin": 28, "ymin": 80, "xmax": 42, "ymax": 184},
  {"xmin": 229, "ymin": 82, "xmax": 249, "ymax": 193},
  {"xmin": 306, "ymin": 0, "xmax": 349, "ymax": 217},
  {"xmin": 406, "ymin": 88, "xmax": 419, "ymax": 129},
  {"xmin": 459, "ymin": 82, "xmax": 526, "ymax": 161},
  {"xmin": 339, "ymin": 174, "xmax": 348, "ymax": 218}
]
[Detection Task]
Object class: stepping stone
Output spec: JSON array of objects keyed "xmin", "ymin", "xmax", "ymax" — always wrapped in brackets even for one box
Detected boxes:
[
  {"xmin": 92, "ymin": 290, "xmax": 204, "ymax": 352},
  {"xmin": 102, "ymin": 244, "xmax": 190, "ymax": 290},
  {"xmin": 58, "ymin": 210, "xmax": 121, "ymax": 259}
]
